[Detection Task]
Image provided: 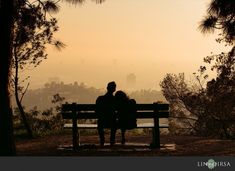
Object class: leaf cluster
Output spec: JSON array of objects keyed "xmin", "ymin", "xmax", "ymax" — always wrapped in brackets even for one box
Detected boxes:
[
  {"xmin": 12, "ymin": 0, "xmax": 64, "ymax": 70},
  {"xmin": 199, "ymin": 0, "xmax": 235, "ymax": 45}
]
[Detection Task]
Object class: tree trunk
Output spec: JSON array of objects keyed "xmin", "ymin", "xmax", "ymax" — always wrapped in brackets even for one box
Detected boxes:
[
  {"xmin": 0, "ymin": 0, "xmax": 16, "ymax": 155},
  {"xmin": 15, "ymin": 94, "xmax": 34, "ymax": 138},
  {"xmin": 14, "ymin": 56, "xmax": 33, "ymax": 138}
]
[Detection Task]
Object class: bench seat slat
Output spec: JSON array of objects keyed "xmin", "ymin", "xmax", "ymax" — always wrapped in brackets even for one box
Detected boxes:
[
  {"xmin": 62, "ymin": 104, "xmax": 169, "ymax": 112},
  {"xmin": 62, "ymin": 111, "xmax": 169, "ymax": 119},
  {"xmin": 64, "ymin": 123, "xmax": 169, "ymax": 129},
  {"xmin": 62, "ymin": 104, "xmax": 97, "ymax": 111}
]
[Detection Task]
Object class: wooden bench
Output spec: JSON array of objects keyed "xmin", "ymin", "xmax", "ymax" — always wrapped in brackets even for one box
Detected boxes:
[{"xmin": 61, "ymin": 103, "xmax": 169, "ymax": 150}]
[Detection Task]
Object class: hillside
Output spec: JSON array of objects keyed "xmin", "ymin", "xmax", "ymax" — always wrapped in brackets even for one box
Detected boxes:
[{"xmin": 17, "ymin": 81, "xmax": 166, "ymax": 111}]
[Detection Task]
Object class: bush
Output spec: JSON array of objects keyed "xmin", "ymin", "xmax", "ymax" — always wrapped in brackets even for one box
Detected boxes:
[
  {"xmin": 13, "ymin": 93, "xmax": 66, "ymax": 137},
  {"xmin": 160, "ymin": 63, "xmax": 235, "ymax": 139}
]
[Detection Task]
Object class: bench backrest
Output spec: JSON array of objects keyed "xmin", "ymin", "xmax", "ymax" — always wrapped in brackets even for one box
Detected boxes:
[{"xmin": 62, "ymin": 103, "xmax": 169, "ymax": 119}]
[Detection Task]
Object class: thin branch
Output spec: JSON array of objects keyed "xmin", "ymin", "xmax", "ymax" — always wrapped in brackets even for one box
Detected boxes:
[
  {"xmin": 195, "ymin": 75, "xmax": 204, "ymax": 90},
  {"xmin": 170, "ymin": 116, "xmax": 196, "ymax": 130},
  {"xmin": 169, "ymin": 116, "xmax": 197, "ymax": 121},
  {"xmin": 20, "ymin": 82, "xmax": 30, "ymax": 103}
]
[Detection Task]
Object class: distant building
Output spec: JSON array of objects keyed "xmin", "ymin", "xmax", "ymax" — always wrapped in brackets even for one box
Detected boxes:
[
  {"xmin": 48, "ymin": 77, "xmax": 60, "ymax": 84},
  {"xmin": 126, "ymin": 73, "xmax": 136, "ymax": 89}
]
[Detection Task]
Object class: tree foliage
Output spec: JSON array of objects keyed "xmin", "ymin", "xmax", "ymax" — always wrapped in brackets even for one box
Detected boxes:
[
  {"xmin": 64, "ymin": 0, "xmax": 105, "ymax": 4},
  {"xmin": 199, "ymin": 0, "xmax": 235, "ymax": 45},
  {"xmin": 160, "ymin": 73, "xmax": 201, "ymax": 135},
  {"xmin": 13, "ymin": 93, "xmax": 65, "ymax": 136},
  {"xmin": 12, "ymin": 0, "xmax": 64, "ymax": 74},
  {"xmin": 11, "ymin": 0, "xmax": 65, "ymax": 138},
  {"xmin": 160, "ymin": 54, "xmax": 235, "ymax": 138},
  {"xmin": 161, "ymin": 0, "xmax": 235, "ymax": 138}
]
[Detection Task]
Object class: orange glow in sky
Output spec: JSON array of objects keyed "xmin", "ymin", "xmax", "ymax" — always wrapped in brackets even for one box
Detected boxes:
[{"xmin": 23, "ymin": 0, "xmax": 229, "ymax": 90}]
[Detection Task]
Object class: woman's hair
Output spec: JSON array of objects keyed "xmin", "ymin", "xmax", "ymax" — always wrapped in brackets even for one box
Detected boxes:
[{"xmin": 115, "ymin": 90, "xmax": 129, "ymax": 100}]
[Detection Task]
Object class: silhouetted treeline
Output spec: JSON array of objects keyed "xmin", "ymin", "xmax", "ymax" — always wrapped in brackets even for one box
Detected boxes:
[
  {"xmin": 18, "ymin": 81, "xmax": 165, "ymax": 111},
  {"xmin": 129, "ymin": 89, "xmax": 166, "ymax": 103}
]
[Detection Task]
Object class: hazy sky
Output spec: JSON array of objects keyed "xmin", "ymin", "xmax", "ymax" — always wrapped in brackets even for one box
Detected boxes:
[{"xmin": 22, "ymin": 0, "xmax": 228, "ymax": 90}]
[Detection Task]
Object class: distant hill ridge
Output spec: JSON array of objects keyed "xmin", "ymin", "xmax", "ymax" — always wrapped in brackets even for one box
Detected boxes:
[{"xmin": 16, "ymin": 81, "xmax": 166, "ymax": 111}]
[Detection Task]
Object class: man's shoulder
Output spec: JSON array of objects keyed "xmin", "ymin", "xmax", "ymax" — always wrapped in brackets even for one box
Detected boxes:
[
  {"xmin": 96, "ymin": 95, "xmax": 104, "ymax": 101},
  {"xmin": 97, "ymin": 95, "xmax": 105, "ymax": 99}
]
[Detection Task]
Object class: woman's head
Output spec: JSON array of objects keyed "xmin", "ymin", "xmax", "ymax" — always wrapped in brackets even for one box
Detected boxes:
[{"xmin": 115, "ymin": 90, "xmax": 129, "ymax": 101}]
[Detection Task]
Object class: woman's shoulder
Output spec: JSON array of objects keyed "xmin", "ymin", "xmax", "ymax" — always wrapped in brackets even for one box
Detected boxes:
[{"xmin": 129, "ymin": 99, "xmax": 136, "ymax": 104}]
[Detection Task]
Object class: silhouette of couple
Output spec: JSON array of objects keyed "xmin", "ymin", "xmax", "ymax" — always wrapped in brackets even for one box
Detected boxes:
[{"xmin": 96, "ymin": 81, "xmax": 137, "ymax": 146}]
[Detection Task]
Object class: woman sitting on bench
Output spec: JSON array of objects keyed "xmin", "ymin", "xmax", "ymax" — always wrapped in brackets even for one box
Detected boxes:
[{"xmin": 115, "ymin": 91, "xmax": 137, "ymax": 145}]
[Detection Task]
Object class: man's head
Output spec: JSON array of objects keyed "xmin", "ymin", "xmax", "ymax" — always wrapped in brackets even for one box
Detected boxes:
[{"xmin": 107, "ymin": 81, "xmax": 116, "ymax": 94}]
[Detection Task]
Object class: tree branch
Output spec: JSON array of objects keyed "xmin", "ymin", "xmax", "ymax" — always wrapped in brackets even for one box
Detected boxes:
[{"xmin": 20, "ymin": 82, "xmax": 30, "ymax": 103}]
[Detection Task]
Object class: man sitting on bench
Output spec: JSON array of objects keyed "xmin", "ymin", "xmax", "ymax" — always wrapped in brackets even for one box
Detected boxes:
[{"xmin": 96, "ymin": 81, "xmax": 117, "ymax": 146}]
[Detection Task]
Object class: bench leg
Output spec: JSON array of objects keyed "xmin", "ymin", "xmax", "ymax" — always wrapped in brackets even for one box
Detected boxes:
[
  {"xmin": 151, "ymin": 118, "xmax": 160, "ymax": 149},
  {"xmin": 72, "ymin": 118, "xmax": 79, "ymax": 150}
]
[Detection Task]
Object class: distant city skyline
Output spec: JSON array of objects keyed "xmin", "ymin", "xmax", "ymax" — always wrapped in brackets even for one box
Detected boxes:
[{"xmin": 22, "ymin": 0, "xmax": 230, "ymax": 90}]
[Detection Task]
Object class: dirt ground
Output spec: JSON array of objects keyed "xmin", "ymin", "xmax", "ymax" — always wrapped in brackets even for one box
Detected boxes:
[{"xmin": 15, "ymin": 131, "xmax": 235, "ymax": 156}]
